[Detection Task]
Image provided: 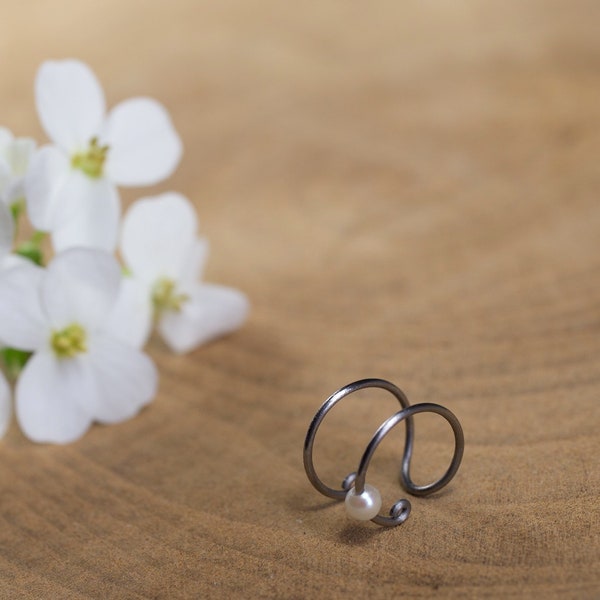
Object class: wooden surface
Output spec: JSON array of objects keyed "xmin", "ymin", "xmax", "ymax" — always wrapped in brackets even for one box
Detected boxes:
[{"xmin": 1, "ymin": 1, "xmax": 599, "ymax": 598}]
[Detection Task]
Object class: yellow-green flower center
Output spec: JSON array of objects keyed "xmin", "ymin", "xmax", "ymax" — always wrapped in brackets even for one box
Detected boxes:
[
  {"xmin": 71, "ymin": 137, "xmax": 109, "ymax": 178},
  {"xmin": 152, "ymin": 278, "xmax": 189, "ymax": 315},
  {"xmin": 51, "ymin": 324, "xmax": 88, "ymax": 358}
]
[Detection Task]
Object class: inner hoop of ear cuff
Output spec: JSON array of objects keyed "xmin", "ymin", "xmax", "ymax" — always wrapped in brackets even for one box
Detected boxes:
[{"xmin": 303, "ymin": 378, "xmax": 464, "ymax": 527}]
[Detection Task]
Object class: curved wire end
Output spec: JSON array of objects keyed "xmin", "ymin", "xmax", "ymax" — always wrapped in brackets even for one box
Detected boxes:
[
  {"xmin": 341, "ymin": 472, "xmax": 357, "ymax": 491},
  {"xmin": 372, "ymin": 499, "xmax": 412, "ymax": 527}
]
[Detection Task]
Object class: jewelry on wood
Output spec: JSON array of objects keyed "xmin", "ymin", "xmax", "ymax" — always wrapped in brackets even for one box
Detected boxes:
[{"xmin": 303, "ymin": 378, "xmax": 464, "ymax": 527}]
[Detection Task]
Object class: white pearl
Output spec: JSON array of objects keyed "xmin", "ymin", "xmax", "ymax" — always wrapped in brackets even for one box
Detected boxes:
[{"xmin": 344, "ymin": 484, "xmax": 382, "ymax": 521}]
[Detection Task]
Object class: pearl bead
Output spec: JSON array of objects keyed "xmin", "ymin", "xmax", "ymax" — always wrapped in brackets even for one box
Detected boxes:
[{"xmin": 344, "ymin": 484, "xmax": 382, "ymax": 521}]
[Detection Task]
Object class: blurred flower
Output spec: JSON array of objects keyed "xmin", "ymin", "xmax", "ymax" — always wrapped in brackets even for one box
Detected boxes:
[
  {"xmin": 0, "ymin": 58, "xmax": 247, "ymax": 444},
  {"xmin": 0, "ymin": 201, "xmax": 13, "ymax": 260},
  {"xmin": 0, "ymin": 247, "xmax": 157, "ymax": 443},
  {"xmin": 25, "ymin": 59, "xmax": 182, "ymax": 252},
  {"xmin": 0, "ymin": 127, "xmax": 36, "ymax": 210},
  {"xmin": 0, "ymin": 202, "xmax": 13, "ymax": 438},
  {"xmin": 112, "ymin": 192, "xmax": 249, "ymax": 354}
]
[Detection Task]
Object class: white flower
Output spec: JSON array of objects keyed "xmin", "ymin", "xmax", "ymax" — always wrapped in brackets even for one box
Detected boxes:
[
  {"xmin": 0, "ymin": 247, "xmax": 158, "ymax": 444},
  {"xmin": 0, "ymin": 202, "xmax": 13, "ymax": 438},
  {"xmin": 24, "ymin": 59, "xmax": 182, "ymax": 253},
  {"xmin": 0, "ymin": 127, "xmax": 36, "ymax": 208},
  {"xmin": 112, "ymin": 192, "xmax": 249, "ymax": 354}
]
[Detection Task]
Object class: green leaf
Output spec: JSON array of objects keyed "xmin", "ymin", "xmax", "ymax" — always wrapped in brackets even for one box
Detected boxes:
[
  {"xmin": 1, "ymin": 347, "xmax": 32, "ymax": 379},
  {"xmin": 15, "ymin": 241, "xmax": 44, "ymax": 266}
]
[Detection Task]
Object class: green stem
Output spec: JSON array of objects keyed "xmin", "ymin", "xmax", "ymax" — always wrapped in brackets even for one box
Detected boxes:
[{"xmin": 9, "ymin": 199, "xmax": 25, "ymax": 242}]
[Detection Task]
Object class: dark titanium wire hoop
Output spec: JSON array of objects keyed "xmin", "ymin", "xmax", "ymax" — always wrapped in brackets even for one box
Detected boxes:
[
  {"xmin": 303, "ymin": 379, "xmax": 465, "ymax": 527},
  {"xmin": 354, "ymin": 402, "xmax": 464, "ymax": 526},
  {"xmin": 303, "ymin": 378, "xmax": 413, "ymax": 500}
]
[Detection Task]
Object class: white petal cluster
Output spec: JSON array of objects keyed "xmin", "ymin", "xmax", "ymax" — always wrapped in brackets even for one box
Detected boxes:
[
  {"xmin": 0, "ymin": 59, "xmax": 249, "ymax": 444},
  {"xmin": 26, "ymin": 60, "xmax": 182, "ymax": 252},
  {"xmin": 108, "ymin": 193, "xmax": 249, "ymax": 354}
]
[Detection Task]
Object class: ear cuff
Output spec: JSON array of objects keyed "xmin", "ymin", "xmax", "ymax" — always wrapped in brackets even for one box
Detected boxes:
[{"xmin": 303, "ymin": 378, "xmax": 464, "ymax": 526}]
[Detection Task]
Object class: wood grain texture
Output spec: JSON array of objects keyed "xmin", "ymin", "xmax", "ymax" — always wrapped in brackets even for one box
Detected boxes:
[{"xmin": 0, "ymin": 1, "xmax": 599, "ymax": 598}]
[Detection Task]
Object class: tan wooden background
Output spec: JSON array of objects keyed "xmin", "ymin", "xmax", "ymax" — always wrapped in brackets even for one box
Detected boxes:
[{"xmin": 0, "ymin": 1, "xmax": 599, "ymax": 598}]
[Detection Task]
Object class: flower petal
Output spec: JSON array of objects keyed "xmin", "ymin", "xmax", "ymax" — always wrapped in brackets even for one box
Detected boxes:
[
  {"xmin": 35, "ymin": 59, "xmax": 105, "ymax": 152},
  {"xmin": 179, "ymin": 238, "xmax": 210, "ymax": 292},
  {"xmin": 0, "ymin": 202, "xmax": 13, "ymax": 257},
  {"xmin": 83, "ymin": 334, "xmax": 157, "ymax": 424},
  {"xmin": 158, "ymin": 283, "xmax": 249, "ymax": 354},
  {"xmin": 121, "ymin": 192, "xmax": 198, "ymax": 282},
  {"xmin": 0, "ymin": 127, "xmax": 13, "ymax": 150},
  {"xmin": 3, "ymin": 137, "xmax": 36, "ymax": 176},
  {"xmin": 104, "ymin": 98, "xmax": 182, "ymax": 186},
  {"xmin": 0, "ymin": 129, "xmax": 15, "ymax": 191},
  {"xmin": 0, "ymin": 371, "xmax": 11, "ymax": 439},
  {"xmin": 2, "ymin": 137, "xmax": 37, "ymax": 205},
  {"xmin": 42, "ymin": 248, "xmax": 121, "ymax": 331},
  {"xmin": 15, "ymin": 350, "xmax": 93, "ymax": 443},
  {"xmin": 104, "ymin": 277, "xmax": 153, "ymax": 349},
  {"xmin": 0, "ymin": 263, "xmax": 46, "ymax": 350},
  {"xmin": 24, "ymin": 145, "xmax": 70, "ymax": 231},
  {"xmin": 0, "ymin": 159, "xmax": 11, "ymax": 201},
  {"xmin": 0, "ymin": 253, "xmax": 37, "ymax": 271},
  {"xmin": 50, "ymin": 171, "xmax": 120, "ymax": 252}
]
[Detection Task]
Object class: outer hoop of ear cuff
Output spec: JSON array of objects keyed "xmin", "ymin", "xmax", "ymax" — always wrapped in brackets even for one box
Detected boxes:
[{"xmin": 303, "ymin": 378, "xmax": 464, "ymax": 527}]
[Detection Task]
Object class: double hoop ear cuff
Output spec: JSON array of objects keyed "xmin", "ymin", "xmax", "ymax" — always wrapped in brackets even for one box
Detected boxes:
[{"xmin": 303, "ymin": 379, "xmax": 464, "ymax": 527}]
